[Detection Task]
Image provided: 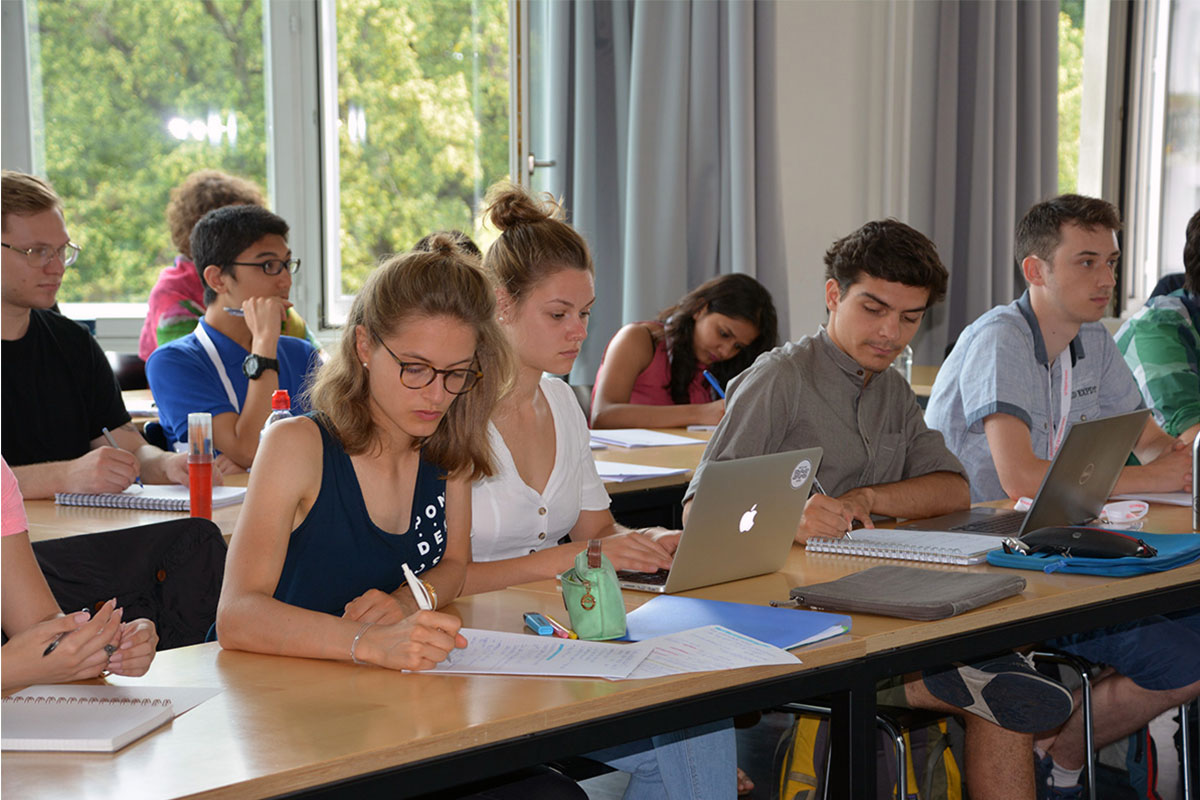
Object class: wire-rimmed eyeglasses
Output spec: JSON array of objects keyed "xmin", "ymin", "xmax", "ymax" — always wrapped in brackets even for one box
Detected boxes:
[{"xmin": 1, "ymin": 241, "xmax": 81, "ymax": 268}]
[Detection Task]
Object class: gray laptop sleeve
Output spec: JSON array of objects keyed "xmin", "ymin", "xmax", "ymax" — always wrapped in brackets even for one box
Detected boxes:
[{"xmin": 788, "ymin": 565, "xmax": 1026, "ymax": 620}]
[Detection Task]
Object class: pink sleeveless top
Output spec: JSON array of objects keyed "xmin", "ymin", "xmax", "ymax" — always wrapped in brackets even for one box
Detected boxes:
[{"xmin": 601, "ymin": 322, "xmax": 713, "ymax": 407}]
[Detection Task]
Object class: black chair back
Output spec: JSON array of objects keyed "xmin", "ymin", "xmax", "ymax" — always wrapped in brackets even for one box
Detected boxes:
[{"xmin": 32, "ymin": 518, "xmax": 227, "ymax": 651}]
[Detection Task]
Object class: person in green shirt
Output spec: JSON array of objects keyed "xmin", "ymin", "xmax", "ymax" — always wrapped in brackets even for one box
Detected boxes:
[{"xmin": 1115, "ymin": 208, "xmax": 1200, "ymax": 444}]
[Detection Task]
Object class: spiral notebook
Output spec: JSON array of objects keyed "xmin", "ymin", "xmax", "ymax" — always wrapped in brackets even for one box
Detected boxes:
[
  {"xmin": 2, "ymin": 690, "xmax": 174, "ymax": 752},
  {"xmin": 805, "ymin": 530, "xmax": 1002, "ymax": 565},
  {"xmin": 55, "ymin": 484, "xmax": 246, "ymax": 511}
]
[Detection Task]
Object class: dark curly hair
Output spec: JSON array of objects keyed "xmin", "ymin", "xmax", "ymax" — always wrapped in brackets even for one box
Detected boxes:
[
  {"xmin": 167, "ymin": 170, "xmax": 265, "ymax": 259},
  {"xmin": 658, "ymin": 274, "xmax": 779, "ymax": 404},
  {"xmin": 824, "ymin": 219, "xmax": 948, "ymax": 305}
]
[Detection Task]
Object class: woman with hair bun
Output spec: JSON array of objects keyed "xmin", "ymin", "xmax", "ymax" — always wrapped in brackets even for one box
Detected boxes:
[
  {"xmin": 464, "ymin": 182, "xmax": 736, "ymax": 800},
  {"xmin": 591, "ymin": 274, "xmax": 779, "ymax": 429}
]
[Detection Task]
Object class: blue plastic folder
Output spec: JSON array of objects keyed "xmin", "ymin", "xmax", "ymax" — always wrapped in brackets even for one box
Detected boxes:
[
  {"xmin": 622, "ymin": 595, "xmax": 851, "ymax": 650},
  {"xmin": 986, "ymin": 531, "xmax": 1200, "ymax": 576}
]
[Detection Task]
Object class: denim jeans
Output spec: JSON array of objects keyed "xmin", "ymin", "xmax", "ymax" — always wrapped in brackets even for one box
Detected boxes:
[{"xmin": 587, "ymin": 719, "xmax": 736, "ymax": 800}]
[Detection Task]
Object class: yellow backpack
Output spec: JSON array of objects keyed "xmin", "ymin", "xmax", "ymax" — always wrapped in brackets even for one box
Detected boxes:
[{"xmin": 778, "ymin": 712, "xmax": 963, "ymax": 800}]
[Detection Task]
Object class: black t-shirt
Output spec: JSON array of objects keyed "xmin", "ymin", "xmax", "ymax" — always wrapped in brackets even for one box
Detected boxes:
[{"xmin": 2, "ymin": 309, "xmax": 131, "ymax": 466}]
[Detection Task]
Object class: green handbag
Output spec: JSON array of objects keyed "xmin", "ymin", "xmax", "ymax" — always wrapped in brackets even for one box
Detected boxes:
[{"xmin": 560, "ymin": 540, "xmax": 627, "ymax": 640}]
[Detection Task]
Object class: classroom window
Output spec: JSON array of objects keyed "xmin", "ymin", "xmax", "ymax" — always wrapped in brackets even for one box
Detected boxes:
[
  {"xmin": 1057, "ymin": 0, "xmax": 1085, "ymax": 194},
  {"xmin": 1157, "ymin": 0, "xmax": 1200, "ymax": 278},
  {"xmin": 322, "ymin": 0, "xmax": 510, "ymax": 325},
  {"xmin": 22, "ymin": 0, "xmax": 268, "ymax": 305},
  {"xmin": 3, "ymin": 0, "xmax": 513, "ymax": 342}
]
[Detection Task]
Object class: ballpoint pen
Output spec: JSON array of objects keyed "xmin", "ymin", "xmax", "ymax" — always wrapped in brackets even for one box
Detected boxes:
[
  {"xmin": 811, "ymin": 475, "xmax": 852, "ymax": 540},
  {"xmin": 701, "ymin": 370, "xmax": 725, "ymax": 399},
  {"xmin": 101, "ymin": 426, "xmax": 143, "ymax": 487},
  {"xmin": 401, "ymin": 562, "xmax": 432, "ymax": 610}
]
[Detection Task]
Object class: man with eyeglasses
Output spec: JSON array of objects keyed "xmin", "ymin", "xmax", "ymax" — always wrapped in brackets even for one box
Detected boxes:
[
  {"xmin": 146, "ymin": 205, "xmax": 321, "ymax": 469},
  {"xmin": 1, "ymin": 170, "xmax": 191, "ymax": 498}
]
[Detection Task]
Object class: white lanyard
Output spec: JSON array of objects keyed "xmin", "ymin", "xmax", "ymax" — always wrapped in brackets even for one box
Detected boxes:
[
  {"xmin": 1047, "ymin": 355, "xmax": 1071, "ymax": 459},
  {"xmin": 194, "ymin": 322, "xmax": 241, "ymax": 413}
]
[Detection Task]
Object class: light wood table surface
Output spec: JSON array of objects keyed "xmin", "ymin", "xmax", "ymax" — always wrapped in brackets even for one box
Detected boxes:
[
  {"xmin": 121, "ymin": 388, "xmax": 158, "ymax": 430},
  {"xmin": 4, "ymin": 505, "xmax": 1196, "ymax": 799},
  {"xmin": 909, "ymin": 364, "xmax": 938, "ymax": 398},
  {"xmin": 22, "ymin": 431, "xmax": 709, "ymax": 544},
  {"xmin": 591, "ymin": 428, "xmax": 709, "ymax": 494},
  {"xmin": 512, "ymin": 503, "xmax": 1199, "ymax": 654},
  {"xmin": 24, "ymin": 473, "xmax": 250, "ymax": 544},
  {"xmin": 0, "ymin": 586, "xmax": 863, "ymax": 800}
]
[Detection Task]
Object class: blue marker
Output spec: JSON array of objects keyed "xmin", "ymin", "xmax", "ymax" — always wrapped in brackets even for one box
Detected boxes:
[
  {"xmin": 523, "ymin": 612, "xmax": 554, "ymax": 636},
  {"xmin": 702, "ymin": 370, "xmax": 725, "ymax": 399}
]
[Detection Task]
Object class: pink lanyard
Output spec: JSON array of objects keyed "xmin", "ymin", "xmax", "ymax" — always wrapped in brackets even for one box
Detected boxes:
[{"xmin": 1047, "ymin": 356, "xmax": 1072, "ymax": 459}]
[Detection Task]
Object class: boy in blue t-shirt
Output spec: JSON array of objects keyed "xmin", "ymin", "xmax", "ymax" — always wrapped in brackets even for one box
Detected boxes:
[{"xmin": 147, "ymin": 205, "xmax": 320, "ymax": 469}]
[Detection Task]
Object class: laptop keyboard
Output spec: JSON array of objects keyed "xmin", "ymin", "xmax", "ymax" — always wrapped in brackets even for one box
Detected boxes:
[
  {"xmin": 617, "ymin": 568, "xmax": 671, "ymax": 586},
  {"xmin": 950, "ymin": 513, "xmax": 1026, "ymax": 535}
]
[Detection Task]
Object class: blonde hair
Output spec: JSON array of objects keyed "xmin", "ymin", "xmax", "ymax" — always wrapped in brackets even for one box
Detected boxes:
[
  {"xmin": 482, "ymin": 182, "xmax": 593, "ymax": 304},
  {"xmin": 308, "ymin": 235, "xmax": 512, "ymax": 479},
  {"xmin": 1, "ymin": 171, "xmax": 61, "ymax": 231}
]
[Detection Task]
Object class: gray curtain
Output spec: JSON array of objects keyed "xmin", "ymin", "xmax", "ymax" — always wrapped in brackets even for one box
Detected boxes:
[
  {"xmin": 918, "ymin": 0, "xmax": 1058, "ymax": 363},
  {"xmin": 536, "ymin": 0, "xmax": 787, "ymax": 385}
]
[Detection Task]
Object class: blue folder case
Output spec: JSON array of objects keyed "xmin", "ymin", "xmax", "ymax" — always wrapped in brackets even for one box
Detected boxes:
[
  {"xmin": 622, "ymin": 595, "xmax": 851, "ymax": 650},
  {"xmin": 986, "ymin": 531, "xmax": 1200, "ymax": 576}
]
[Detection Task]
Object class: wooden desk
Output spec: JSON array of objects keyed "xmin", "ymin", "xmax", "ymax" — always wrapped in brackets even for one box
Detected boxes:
[
  {"xmin": 1, "ymin": 588, "xmax": 864, "ymax": 800},
  {"xmin": 593, "ymin": 429, "xmax": 708, "ymax": 527},
  {"xmin": 23, "ymin": 473, "xmax": 249, "ymax": 544},
  {"xmin": 22, "ymin": 432, "xmax": 708, "ymax": 545},
  {"xmin": 121, "ymin": 388, "xmax": 158, "ymax": 430},
  {"xmin": 4, "ymin": 507, "xmax": 1196, "ymax": 798},
  {"xmin": 910, "ymin": 364, "xmax": 938, "ymax": 398}
]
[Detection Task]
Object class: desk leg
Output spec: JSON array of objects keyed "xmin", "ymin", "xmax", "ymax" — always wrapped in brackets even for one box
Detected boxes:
[{"xmin": 826, "ymin": 680, "xmax": 877, "ymax": 797}]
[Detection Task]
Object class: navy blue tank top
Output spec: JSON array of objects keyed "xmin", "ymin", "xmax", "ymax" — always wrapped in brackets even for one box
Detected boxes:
[{"xmin": 272, "ymin": 415, "xmax": 448, "ymax": 616}]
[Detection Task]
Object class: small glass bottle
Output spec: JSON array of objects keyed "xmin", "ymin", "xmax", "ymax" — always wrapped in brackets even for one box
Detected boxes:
[{"xmin": 891, "ymin": 344, "xmax": 913, "ymax": 383}]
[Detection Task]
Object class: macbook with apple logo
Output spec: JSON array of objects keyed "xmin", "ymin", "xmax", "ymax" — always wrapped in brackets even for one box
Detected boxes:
[{"xmin": 617, "ymin": 448, "xmax": 823, "ymax": 593}]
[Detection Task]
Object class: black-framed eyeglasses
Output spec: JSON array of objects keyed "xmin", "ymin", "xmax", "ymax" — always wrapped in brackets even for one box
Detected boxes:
[
  {"xmin": 1, "ymin": 241, "xmax": 81, "ymax": 268},
  {"xmin": 373, "ymin": 334, "xmax": 482, "ymax": 395},
  {"xmin": 229, "ymin": 258, "xmax": 301, "ymax": 276}
]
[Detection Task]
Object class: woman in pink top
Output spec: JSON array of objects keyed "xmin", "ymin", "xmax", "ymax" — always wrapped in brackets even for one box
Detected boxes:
[
  {"xmin": 1, "ymin": 458, "xmax": 158, "ymax": 689},
  {"xmin": 592, "ymin": 274, "xmax": 778, "ymax": 428}
]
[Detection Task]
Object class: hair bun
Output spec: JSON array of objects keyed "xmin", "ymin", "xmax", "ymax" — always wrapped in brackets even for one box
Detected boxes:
[{"xmin": 484, "ymin": 182, "xmax": 562, "ymax": 231}]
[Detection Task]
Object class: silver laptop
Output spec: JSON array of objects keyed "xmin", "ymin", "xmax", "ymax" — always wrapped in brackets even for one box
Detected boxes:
[
  {"xmin": 617, "ymin": 448, "xmax": 822, "ymax": 593},
  {"xmin": 902, "ymin": 408, "xmax": 1151, "ymax": 537}
]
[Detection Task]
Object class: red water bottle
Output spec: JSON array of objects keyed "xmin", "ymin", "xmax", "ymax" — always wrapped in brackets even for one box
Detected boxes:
[{"xmin": 188, "ymin": 412, "xmax": 213, "ymax": 520}]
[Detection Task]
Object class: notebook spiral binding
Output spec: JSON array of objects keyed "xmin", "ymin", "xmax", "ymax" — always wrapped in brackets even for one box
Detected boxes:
[
  {"xmin": 4, "ymin": 696, "xmax": 171, "ymax": 707},
  {"xmin": 805, "ymin": 537, "xmax": 978, "ymax": 566}
]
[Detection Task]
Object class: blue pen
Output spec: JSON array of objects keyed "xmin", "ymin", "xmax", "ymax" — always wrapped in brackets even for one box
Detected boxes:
[
  {"xmin": 523, "ymin": 612, "xmax": 554, "ymax": 636},
  {"xmin": 702, "ymin": 370, "xmax": 725, "ymax": 399}
]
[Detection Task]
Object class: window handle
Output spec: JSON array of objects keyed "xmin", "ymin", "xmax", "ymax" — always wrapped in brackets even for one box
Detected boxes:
[{"xmin": 527, "ymin": 153, "xmax": 557, "ymax": 175}]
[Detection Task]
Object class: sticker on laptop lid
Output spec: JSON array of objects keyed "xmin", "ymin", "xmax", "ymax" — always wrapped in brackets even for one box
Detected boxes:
[{"xmin": 790, "ymin": 459, "xmax": 813, "ymax": 489}]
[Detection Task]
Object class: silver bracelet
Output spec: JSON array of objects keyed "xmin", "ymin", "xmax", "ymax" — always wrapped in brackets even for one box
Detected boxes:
[{"xmin": 350, "ymin": 621, "xmax": 375, "ymax": 665}]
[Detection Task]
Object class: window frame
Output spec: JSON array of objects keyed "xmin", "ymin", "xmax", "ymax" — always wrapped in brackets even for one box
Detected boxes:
[{"xmin": 1, "ymin": 0, "xmax": 519, "ymax": 349}]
